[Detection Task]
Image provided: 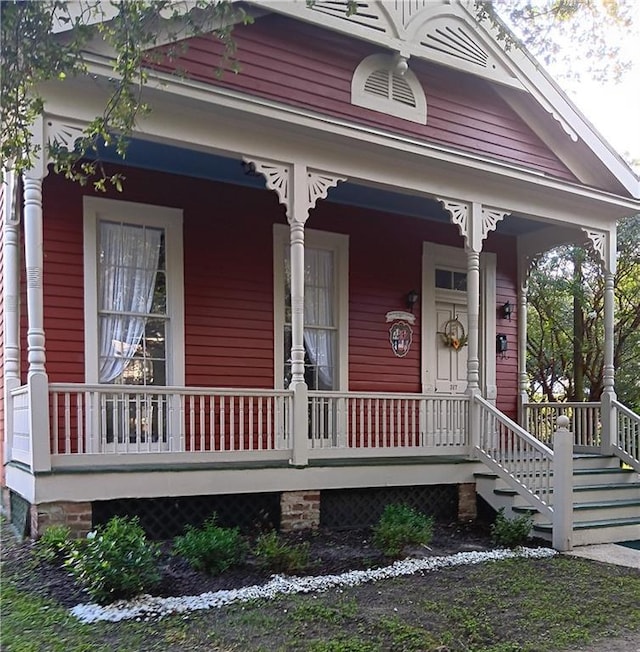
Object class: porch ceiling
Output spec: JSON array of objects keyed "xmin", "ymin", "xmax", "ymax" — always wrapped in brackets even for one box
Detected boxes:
[{"xmin": 98, "ymin": 138, "xmax": 546, "ymax": 237}]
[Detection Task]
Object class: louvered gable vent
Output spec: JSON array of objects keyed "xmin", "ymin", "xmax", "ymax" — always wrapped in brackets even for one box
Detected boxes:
[{"xmin": 352, "ymin": 54, "xmax": 426, "ymax": 124}]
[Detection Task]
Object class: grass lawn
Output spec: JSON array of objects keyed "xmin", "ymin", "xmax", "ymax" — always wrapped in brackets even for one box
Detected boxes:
[{"xmin": 2, "ymin": 521, "xmax": 640, "ymax": 652}]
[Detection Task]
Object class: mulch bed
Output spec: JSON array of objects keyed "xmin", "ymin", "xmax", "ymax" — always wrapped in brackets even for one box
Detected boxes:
[{"xmin": 3, "ymin": 520, "xmax": 497, "ymax": 608}]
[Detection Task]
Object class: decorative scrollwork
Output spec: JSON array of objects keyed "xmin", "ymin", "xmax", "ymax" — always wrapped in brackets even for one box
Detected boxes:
[
  {"xmin": 438, "ymin": 198, "xmax": 469, "ymax": 240},
  {"xmin": 307, "ymin": 170, "xmax": 346, "ymax": 212}
]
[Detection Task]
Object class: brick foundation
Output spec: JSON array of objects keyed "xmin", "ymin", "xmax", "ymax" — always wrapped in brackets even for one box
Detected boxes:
[
  {"xmin": 30, "ymin": 501, "xmax": 93, "ymax": 539},
  {"xmin": 280, "ymin": 490, "xmax": 321, "ymax": 532},
  {"xmin": 457, "ymin": 483, "xmax": 477, "ymax": 522}
]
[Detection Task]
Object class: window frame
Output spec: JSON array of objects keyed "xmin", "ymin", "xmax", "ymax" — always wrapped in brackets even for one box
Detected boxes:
[
  {"xmin": 273, "ymin": 224, "xmax": 349, "ymax": 391},
  {"xmin": 83, "ymin": 197, "xmax": 185, "ymax": 386}
]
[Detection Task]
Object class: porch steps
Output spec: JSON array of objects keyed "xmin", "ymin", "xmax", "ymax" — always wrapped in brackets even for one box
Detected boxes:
[{"xmin": 475, "ymin": 454, "xmax": 640, "ymax": 547}]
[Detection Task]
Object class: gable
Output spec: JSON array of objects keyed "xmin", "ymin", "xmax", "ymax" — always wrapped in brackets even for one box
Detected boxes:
[{"xmin": 147, "ymin": 14, "xmax": 578, "ymax": 183}]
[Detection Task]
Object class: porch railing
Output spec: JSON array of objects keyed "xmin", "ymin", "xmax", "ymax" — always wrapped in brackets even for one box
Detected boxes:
[
  {"xmin": 523, "ymin": 401, "xmax": 601, "ymax": 450},
  {"xmin": 308, "ymin": 392, "xmax": 469, "ymax": 455},
  {"xmin": 48, "ymin": 384, "xmax": 292, "ymax": 456},
  {"xmin": 476, "ymin": 395, "xmax": 554, "ymax": 518},
  {"xmin": 613, "ymin": 399, "xmax": 640, "ymax": 471}
]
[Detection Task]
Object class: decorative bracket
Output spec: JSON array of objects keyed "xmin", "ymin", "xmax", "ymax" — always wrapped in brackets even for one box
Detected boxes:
[
  {"xmin": 583, "ymin": 227, "xmax": 615, "ymax": 274},
  {"xmin": 438, "ymin": 197, "xmax": 469, "ymax": 241},
  {"xmin": 244, "ymin": 156, "xmax": 345, "ymax": 223},
  {"xmin": 45, "ymin": 118, "xmax": 86, "ymax": 153},
  {"xmin": 481, "ymin": 207, "xmax": 509, "ymax": 241},
  {"xmin": 438, "ymin": 198, "xmax": 509, "ymax": 252},
  {"xmin": 306, "ymin": 169, "xmax": 346, "ymax": 215},
  {"xmin": 242, "ymin": 156, "xmax": 290, "ymax": 212}
]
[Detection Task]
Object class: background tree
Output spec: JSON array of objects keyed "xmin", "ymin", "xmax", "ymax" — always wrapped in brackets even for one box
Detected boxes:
[
  {"xmin": 527, "ymin": 215, "xmax": 640, "ymax": 410},
  {"xmin": 1, "ymin": 0, "xmax": 635, "ymax": 188}
]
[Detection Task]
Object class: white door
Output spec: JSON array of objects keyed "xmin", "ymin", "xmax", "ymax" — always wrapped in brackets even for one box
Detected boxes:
[{"xmin": 434, "ymin": 301, "xmax": 468, "ymax": 394}]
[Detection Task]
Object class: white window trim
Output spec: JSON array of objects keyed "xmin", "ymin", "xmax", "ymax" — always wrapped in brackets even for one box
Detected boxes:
[
  {"xmin": 351, "ymin": 53, "xmax": 427, "ymax": 125},
  {"xmin": 83, "ymin": 196, "xmax": 185, "ymax": 386},
  {"xmin": 421, "ymin": 242, "xmax": 496, "ymax": 396},
  {"xmin": 273, "ymin": 224, "xmax": 349, "ymax": 391}
]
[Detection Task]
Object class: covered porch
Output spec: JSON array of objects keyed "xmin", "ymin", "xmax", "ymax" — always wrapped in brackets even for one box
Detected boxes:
[{"xmin": 3, "ymin": 85, "xmax": 639, "ymax": 546}]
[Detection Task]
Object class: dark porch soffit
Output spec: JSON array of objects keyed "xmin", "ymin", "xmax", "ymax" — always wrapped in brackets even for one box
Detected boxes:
[{"xmin": 96, "ymin": 138, "xmax": 545, "ymax": 236}]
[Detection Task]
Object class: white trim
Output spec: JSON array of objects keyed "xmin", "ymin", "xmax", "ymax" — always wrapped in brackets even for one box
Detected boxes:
[
  {"xmin": 83, "ymin": 197, "xmax": 185, "ymax": 386},
  {"xmin": 351, "ymin": 54, "xmax": 427, "ymax": 124},
  {"xmin": 43, "ymin": 72, "xmax": 640, "ymax": 221},
  {"xmin": 421, "ymin": 243, "xmax": 495, "ymax": 396},
  {"xmin": 273, "ymin": 224, "xmax": 349, "ymax": 391}
]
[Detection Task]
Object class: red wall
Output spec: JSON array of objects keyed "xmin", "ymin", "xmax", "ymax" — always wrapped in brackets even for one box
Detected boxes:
[
  {"xmin": 34, "ymin": 165, "xmax": 518, "ymax": 417},
  {"xmin": 0, "ymin": 182, "xmax": 5, "ymax": 485},
  {"xmin": 150, "ymin": 14, "xmax": 576, "ymax": 183}
]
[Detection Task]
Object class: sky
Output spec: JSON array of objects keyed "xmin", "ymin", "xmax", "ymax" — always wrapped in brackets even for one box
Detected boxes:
[
  {"xmin": 504, "ymin": 2, "xmax": 640, "ymax": 173},
  {"xmin": 554, "ymin": 22, "xmax": 640, "ymax": 171}
]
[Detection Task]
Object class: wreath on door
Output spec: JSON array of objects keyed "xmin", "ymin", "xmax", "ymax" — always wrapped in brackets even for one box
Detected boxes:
[{"xmin": 438, "ymin": 318, "xmax": 468, "ymax": 351}]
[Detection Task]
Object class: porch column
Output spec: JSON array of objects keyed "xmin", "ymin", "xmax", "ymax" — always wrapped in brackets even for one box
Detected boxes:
[
  {"xmin": 243, "ymin": 156, "xmax": 344, "ymax": 466},
  {"xmin": 22, "ymin": 171, "xmax": 51, "ymax": 472},
  {"xmin": 3, "ymin": 172, "xmax": 21, "ymax": 463},
  {"xmin": 517, "ymin": 258, "xmax": 529, "ymax": 426},
  {"xmin": 583, "ymin": 228, "xmax": 617, "ymax": 453}
]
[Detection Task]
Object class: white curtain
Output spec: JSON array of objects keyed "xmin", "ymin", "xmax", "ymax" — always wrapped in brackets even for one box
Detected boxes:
[
  {"xmin": 98, "ymin": 221, "xmax": 162, "ymax": 383},
  {"xmin": 303, "ymin": 249, "xmax": 335, "ymax": 390}
]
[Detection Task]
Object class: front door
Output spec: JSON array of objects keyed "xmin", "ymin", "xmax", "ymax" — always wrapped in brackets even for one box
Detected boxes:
[{"xmin": 435, "ymin": 301, "xmax": 468, "ymax": 394}]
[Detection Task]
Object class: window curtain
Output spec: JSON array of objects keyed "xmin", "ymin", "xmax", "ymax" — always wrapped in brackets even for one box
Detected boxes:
[
  {"xmin": 303, "ymin": 250, "xmax": 335, "ymax": 390},
  {"xmin": 98, "ymin": 222, "xmax": 162, "ymax": 383}
]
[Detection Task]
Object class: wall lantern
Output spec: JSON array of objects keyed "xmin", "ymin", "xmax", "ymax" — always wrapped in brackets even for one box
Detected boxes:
[
  {"xmin": 406, "ymin": 289, "xmax": 419, "ymax": 312},
  {"xmin": 501, "ymin": 301, "xmax": 512, "ymax": 320}
]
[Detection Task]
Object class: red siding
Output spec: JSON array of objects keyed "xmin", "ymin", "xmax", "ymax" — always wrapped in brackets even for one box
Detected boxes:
[
  {"xmin": 149, "ymin": 15, "xmax": 577, "ymax": 182},
  {"xmin": 0, "ymin": 182, "xmax": 5, "ymax": 485},
  {"xmin": 494, "ymin": 242, "xmax": 519, "ymax": 419},
  {"xmin": 40, "ymin": 165, "xmax": 518, "ymax": 414}
]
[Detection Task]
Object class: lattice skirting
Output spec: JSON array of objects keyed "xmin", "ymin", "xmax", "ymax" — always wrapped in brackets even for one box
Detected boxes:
[
  {"xmin": 320, "ymin": 485, "xmax": 459, "ymax": 529},
  {"xmin": 92, "ymin": 493, "xmax": 281, "ymax": 539},
  {"xmin": 91, "ymin": 485, "xmax": 460, "ymax": 539}
]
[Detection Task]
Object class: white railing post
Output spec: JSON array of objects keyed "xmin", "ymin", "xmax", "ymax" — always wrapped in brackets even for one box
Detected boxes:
[{"xmin": 552, "ymin": 415, "xmax": 573, "ymax": 551}]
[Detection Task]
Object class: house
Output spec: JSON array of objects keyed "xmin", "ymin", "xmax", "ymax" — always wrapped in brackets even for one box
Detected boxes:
[{"xmin": 2, "ymin": 0, "xmax": 639, "ymax": 550}]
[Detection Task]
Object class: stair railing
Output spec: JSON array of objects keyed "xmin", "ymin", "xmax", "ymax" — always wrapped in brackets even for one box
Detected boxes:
[
  {"xmin": 473, "ymin": 395, "xmax": 554, "ymax": 519},
  {"xmin": 612, "ymin": 400, "xmax": 640, "ymax": 471}
]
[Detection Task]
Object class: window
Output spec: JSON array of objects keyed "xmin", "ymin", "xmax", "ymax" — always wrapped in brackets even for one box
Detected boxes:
[
  {"xmin": 351, "ymin": 53, "xmax": 427, "ymax": 124},
  {"xmin": 274, "ymin": 225, "xmax": 348, "ymax": 391},
  {"xmin": 435, "ymin": 268, "xmax": 467, "ymax": 291},
  {"xmin": 84, "ymin": 198, "xmax": 184, "ymax": 447}
]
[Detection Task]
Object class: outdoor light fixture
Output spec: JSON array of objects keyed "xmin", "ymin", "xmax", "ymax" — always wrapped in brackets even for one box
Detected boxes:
[
  {"xmin": 406, "ymin": 289, "xmax": 419, "ymax": 312},
  {"xmin": 501, "ymin": 301, "xmax": 512, "ymax": 320}
]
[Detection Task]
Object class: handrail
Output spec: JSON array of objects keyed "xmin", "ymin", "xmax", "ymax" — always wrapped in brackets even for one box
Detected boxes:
[
  {"xmin": 612, "ymin": 399, "xmax": 640, "ymax": 471},
  {"xmin": 475, "ymin": 395, "xmax": 554, "ymax": 518}
]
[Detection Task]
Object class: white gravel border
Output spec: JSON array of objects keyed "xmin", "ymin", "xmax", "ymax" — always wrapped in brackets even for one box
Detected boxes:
[{"xmin": 71, "ymin": 547, "xmax": 556, "ymax": 623}]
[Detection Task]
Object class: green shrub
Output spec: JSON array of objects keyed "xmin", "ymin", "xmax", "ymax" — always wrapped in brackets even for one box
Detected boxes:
[
  {"xmin": 490, "ymin": 508, "xmax": 533, "ymax": 548},
  {"xmin": 65, "ymin": 516, "xmax": 160, "ymax": 604},
  {"xmin": 373, "ymin": 504, "xmax": 434, "ymax": 557},
  {"xmin": 33, "ymin": 524, "xmax": 73, "ymax": 564},
  {"xmin": 173, "ymin": 515, "xmax": 247, "ymax": 575},
  {"xmin": 253, "ymin": 530, "xmax": 310, "ymax": 573}
]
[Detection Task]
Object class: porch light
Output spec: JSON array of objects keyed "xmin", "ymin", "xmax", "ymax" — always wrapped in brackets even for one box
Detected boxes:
[
  {"xmin": 501, "ymin": 301, "xmax": 512, "ymax": 320},
  {"xmin": 406, "ymin": 289, "xmax": 419, "ymax": 312}
]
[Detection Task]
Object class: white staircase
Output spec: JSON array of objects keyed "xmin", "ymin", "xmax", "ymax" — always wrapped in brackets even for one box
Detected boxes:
[{"xmin": 476, "ymin": 454, "xmax": 640, "ymax": 547}]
